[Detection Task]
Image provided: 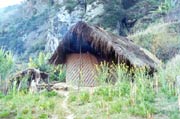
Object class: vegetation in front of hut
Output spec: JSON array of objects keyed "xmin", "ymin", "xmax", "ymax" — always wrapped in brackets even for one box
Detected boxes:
[
  {"xmin": 0, "ymin": 49, "xmax": 180, "ymax": 119},
  {"xmin": 68, "ymin": 58, "xmax": 180, "ymax": 118},
  {"xmin": 0, "ymin": 90, "xmax": 66, "ymax": 119},
  {"xmin": 28, "ymin": 52, "xmax": 66, "ymax": 82}
]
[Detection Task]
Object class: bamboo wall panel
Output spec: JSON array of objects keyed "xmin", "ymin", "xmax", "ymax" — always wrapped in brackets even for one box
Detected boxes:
[{"xmin": 66, "ymin": 53, "xmax": 98, "ymax": 87}]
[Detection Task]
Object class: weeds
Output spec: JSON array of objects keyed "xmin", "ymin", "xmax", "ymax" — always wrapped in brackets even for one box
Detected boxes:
[
  {"xmin": 68, "ymin": 60, "xmax": 180, "ymax": 118},
  {"xmin": 95, "ymin": 62, "xmax": 110, "ymax": 84},
  {"xmin": 79, "ymin": 91, "xmax": 90, "ymax": 104},
  {"xmin": 0, "ymin": 90, "xmax": 65, "ymax": 118},
  {"xmin": 1, "ymin": 55, "xmax": 180, "ymax": 119}
]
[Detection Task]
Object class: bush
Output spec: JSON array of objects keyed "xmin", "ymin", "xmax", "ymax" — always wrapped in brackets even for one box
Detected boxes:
[
  {"xmin": 28, "ymin": 52, "xmax": 50, "ymax": 72},
  {"xmin": 28, "ymin": 52, "xmax": 66, "ymax": 82},
  {"xmin": 68, "ymin": 93, "xmax": 77, "ymax": 102},
  {"xmin": 50, "ymin": 65, "xmax": 66, "ymax": 82},
  {"xmin": 0, "ymin": 111, "xmax": 10, "ymax": 118},
  {"xmin": 79, "ymin": 91, "xmax": 90, "ymax": 104},
  {"xmin": 0, "ymin": 49, "xmax": 14, "ymax": 80},
  {"xmin": 44, "ymin": 91, "xmax": 58, "ymax": 97}
]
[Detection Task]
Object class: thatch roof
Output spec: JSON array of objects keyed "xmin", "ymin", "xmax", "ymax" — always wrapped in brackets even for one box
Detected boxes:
[{"xmin": 49, "ymin": 21, "xmax": 161, "ymax": 72}]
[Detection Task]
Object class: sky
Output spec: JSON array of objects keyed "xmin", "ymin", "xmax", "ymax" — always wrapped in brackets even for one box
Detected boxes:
[{"xmin": 0, "ymin": 0, "xmax": 23, "ymax": 8}]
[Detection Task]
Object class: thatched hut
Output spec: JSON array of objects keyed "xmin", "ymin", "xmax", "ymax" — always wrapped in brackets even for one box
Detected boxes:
[{"xmin": 49, "ymin": 21, "xmax": 161, "ymax": 86}]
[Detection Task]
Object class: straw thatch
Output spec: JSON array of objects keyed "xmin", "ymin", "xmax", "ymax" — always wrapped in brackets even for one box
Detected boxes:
[{"xmin": 49, "ymin": 21, "xmax": 161, "ymax": 72}]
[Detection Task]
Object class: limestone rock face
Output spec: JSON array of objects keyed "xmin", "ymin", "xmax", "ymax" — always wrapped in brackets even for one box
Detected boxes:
[{"xmin": 45, "ymin": 0, "xmax": 104, "ymax": 53}]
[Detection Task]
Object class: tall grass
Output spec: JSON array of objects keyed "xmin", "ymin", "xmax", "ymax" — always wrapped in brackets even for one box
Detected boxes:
[
  {"xmin": 0, "ymin": 49, "xmax": 14, "ymax": 80},
  {"xmin": 0, "ymin": 49, "xmax": 14, "ymax": 94},
  {"xmin": 69, "ymin": 63, "xmax": 157, "ymax": 118},
  {"xmin": 69, "ymin": 59, "xmax": 180, "ymax": 118},
  {"xmin": 158, "ymin": 55, "xmax": 180, "ymax": 97}
]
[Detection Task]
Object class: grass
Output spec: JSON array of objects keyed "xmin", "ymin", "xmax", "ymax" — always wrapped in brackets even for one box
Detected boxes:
[
  {"xmin": 67, "ymin": 59, "xmax": 180, "ymax": 119},
  {"xmin": 1, "ymin": 55, "xmax": 180, "ymax": 119},
  {"xmin": 1, "ymin": 59, "xmax": 180, "ymax": 119},
  {"xmin": 0, "ymin": 91, "xmax": 66, "ymax": 119},
  {"xmin": 1, "ymin": 57, "xmax": 180, "ymax": 119}
]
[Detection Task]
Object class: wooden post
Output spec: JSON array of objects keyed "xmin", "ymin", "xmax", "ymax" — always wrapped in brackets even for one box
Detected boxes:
[
  {"xmin": 176, "ymin": 76, "xmax": 180, "ymax": 111},
  {"xmin": 29, "ymin": 80, "xmax": 38, "ymax": 94},
  {"xmin": 78, "ymin": 37, "xmax": 82, "ymax": 91}
]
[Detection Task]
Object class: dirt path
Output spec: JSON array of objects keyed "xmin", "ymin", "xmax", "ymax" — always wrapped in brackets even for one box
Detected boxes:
[{"xmin": 57, "ymin": 90, "xmax": 75, "ymax": 119}]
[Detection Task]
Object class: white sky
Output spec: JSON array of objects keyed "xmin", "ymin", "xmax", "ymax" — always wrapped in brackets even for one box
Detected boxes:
[{"xmin": 0, "ymin": 0, "xmax": 23, "ymax": 8}]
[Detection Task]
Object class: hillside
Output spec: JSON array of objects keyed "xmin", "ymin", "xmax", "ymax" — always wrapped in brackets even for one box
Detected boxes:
[{"xmin": 0, "ymin": 0, "xmax": 179, "ymax": 61}]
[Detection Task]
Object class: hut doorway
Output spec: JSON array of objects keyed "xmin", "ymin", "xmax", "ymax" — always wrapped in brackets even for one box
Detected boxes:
[{"xmin": 66, "ymin": 53, "xmax": 98, "ymax": 87}]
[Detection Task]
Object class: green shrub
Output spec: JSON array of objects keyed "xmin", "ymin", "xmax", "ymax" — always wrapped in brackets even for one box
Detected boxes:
[
  {"xmin": 44, "ymin": 91, "xmax": 58, "ymax": 97},
  {"xmin": 68, "ymin": 94, "xmax": 77, "ymax": 102},
  {"xmin": 28, "ymin": 52, "xmax": 66, "ymax": 82},
  {"xmin": 0, "ymin": 111, "xmax": 10, "ymax": 118},
  {"xmin": 79, "ymin": 91, "xmax": 90, "ymax": 104},
  {"xmin": 22, "ymin": 108, "xmax": 29, "ymax": 114},
  {"xmin": 50, "ymin": 65, "xmax": 66, "ymax": 82},
  {"xmin": 110, "ymin": 100, "xmax": 122, "ymax": 114},
  {"xmin": 39, "ymin": 113, "xmax": 48, "ymax": 119},
  {"xmin": 28, "ymin": 52, "xmax": 50, "ymax": 72},
  {"xmin": 0, "ymin": 92, "xmax": 4, "ymax": 99}
]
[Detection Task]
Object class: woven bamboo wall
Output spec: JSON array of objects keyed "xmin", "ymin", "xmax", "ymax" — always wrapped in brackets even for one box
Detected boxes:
[{"xmin": 66, "ymin": 53, "xmax": 98, "ymax": 87}]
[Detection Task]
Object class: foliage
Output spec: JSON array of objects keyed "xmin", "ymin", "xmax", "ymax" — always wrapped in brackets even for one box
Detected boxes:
[
  {"xmin": 95, "ymin": 62, "xmax": 110, "ymax": 84},
  {"xmin": 28, "ymin": 52, "xmax": 66, "ymax": 82},
  {"xmin": 0, "ymin": 49, "xmax": 14, "ymax": 80},
  {"xmin": 0, "ymin": 9, "xmax": 48, "ymax": 55},
  {"xmin": 28, "ymin": 52, "xmax": 50, "ymax": 72},
  {"xmin": 68, "ymin": 60, "xmax": 180, "ymax": 118},
  {"xmin": 0, "ymin": 91, "xmax": 66, "ymax": 118},
  {"xmin": 158, "ymin": 55, "xmax": 180, "ymax": 97},
  {"xmin": 101, "ymin": 0, "xmax": 125, "ymax": 29},
  {"xmin": 64, "ymin": 0, "xmax": 77, "ymax": 13},
  {"xmin": 79, "ymin": 91, "xmax": 90, "ymax": 104},
  {"xmin": 43, "ymin": 91, "xmax": 58, "ymax": 97},
  {"xmin": 49, "ymin": 65, "xmax": 66, "ymax": 82},
  {"xmin": 157, "ymin": 0, "xmax": 178, "ymax": 13},
  {"xmin": 129, "ymin": 22, "xmax": 180, "ymax": 61},
  {"xmin": 69, "ymin": 64, "xmax": 156, "ymax": 118}
]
